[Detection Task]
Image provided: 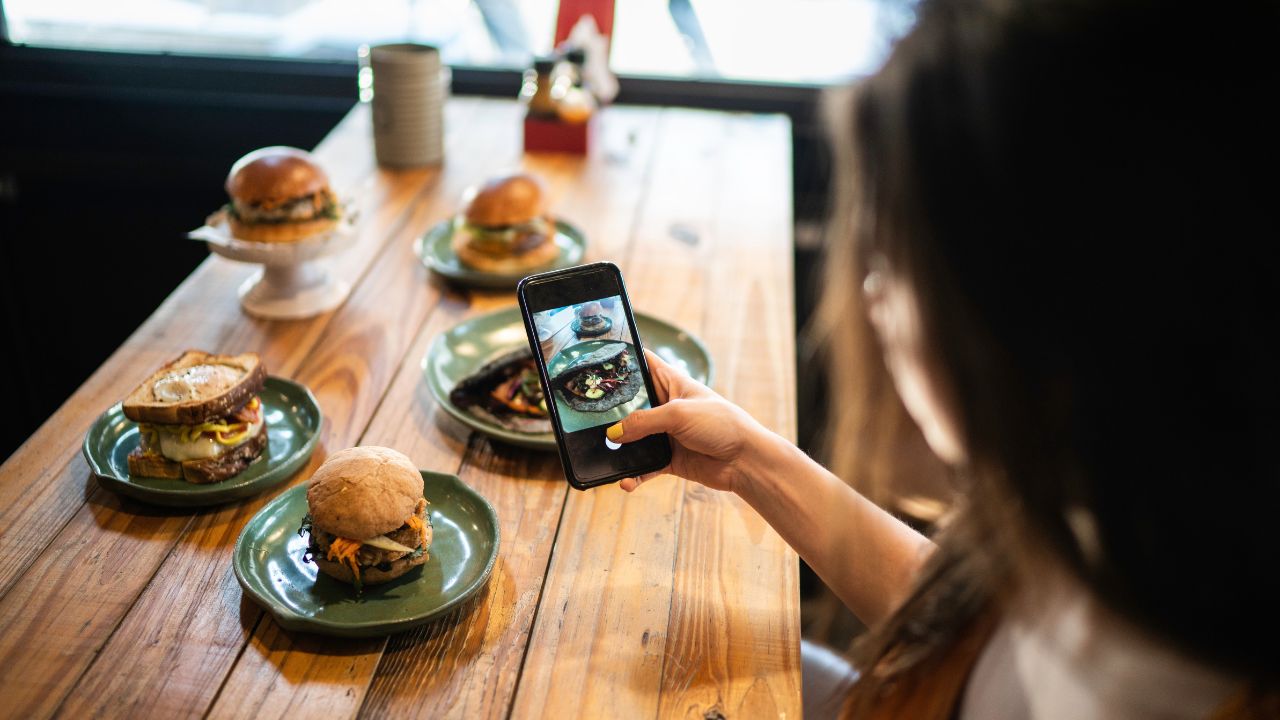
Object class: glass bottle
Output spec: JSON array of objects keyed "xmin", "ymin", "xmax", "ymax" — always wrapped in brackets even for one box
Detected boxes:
[{"xmin": 520, "ymin": 57, "xmax": 559, "ymax": 118}]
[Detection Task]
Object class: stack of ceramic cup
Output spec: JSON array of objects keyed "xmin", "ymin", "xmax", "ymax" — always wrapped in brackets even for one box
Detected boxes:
[{"xmin": 359, "ymin": 43, "xmax": 447, "ymax": 167}]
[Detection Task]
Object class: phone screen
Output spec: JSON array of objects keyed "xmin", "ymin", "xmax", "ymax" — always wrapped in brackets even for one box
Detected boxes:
[{"xmin": 519, "ymin": 263, "xmax": 672, "ymax": 488}]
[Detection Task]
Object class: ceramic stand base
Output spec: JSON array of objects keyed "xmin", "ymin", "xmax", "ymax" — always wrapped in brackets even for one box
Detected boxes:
[{"xmin": 238, "ymin": 261, "xmax": 350, "ymax": 320}]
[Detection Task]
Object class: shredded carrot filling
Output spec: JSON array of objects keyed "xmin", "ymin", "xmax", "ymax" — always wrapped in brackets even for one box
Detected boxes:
[
  {"xmin": 327, "ymin": 537, "xmax": 362, "ymax": 582},
  {"xmin": 405, "ymin": 515, "xmax": 426, "ymax": 546}
]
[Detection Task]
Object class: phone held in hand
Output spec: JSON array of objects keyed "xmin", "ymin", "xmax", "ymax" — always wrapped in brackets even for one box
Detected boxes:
[{"xmin": 517, "ymin": 262, "xmax": 672, "ymax": 489}]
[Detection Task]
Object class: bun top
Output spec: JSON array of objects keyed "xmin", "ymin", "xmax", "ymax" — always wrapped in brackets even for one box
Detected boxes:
[
  {"xmin": 226, "ymin": 146, "xmax": 331, "ymax": 203},
  {"xmin": 578, "ymin": 302, "xmax": 603, "ymax": 317},
  {"xmin": 306, "ymin": 446, "xmax": 422, "ymax": 539},
  {"xmin": 464, "ymin": 172, "xmax": 546, "ymax": 227}
]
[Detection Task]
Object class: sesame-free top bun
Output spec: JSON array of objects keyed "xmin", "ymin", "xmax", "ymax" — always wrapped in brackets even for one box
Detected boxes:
[
  {"xmin": 464, "ymin": 172, "xmax": 546, "ymax": 227},
  {"xmin": 306, "ymin": 446, "xmax": 422, "ymax": 540},
  {"xmin": 225, "ymin": 146, "xmax": 330, "ymax": 205}
]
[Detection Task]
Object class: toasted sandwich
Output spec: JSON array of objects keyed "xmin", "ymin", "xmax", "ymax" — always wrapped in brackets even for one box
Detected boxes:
[{"xmin": 122, "ymin": 350, "xmax": 269, "ymax": 484}]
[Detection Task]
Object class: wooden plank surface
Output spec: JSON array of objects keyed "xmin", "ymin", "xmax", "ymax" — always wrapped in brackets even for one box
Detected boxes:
[
  {"xmin": 57, "ymin": 100, "xmax": 512, "ymax": 720},
  {"xmin": 0, "ymin": 98, "xmax": 799, "ymax": 720},
  {"xmin": 508, "ymin": 109, "xmax": 802, "ymax": 720}
]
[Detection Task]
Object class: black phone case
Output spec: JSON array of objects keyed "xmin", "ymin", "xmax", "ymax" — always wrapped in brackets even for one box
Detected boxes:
[{"xmin": 517, "ymin": 262, "xmax": 672, "ymax": 490}]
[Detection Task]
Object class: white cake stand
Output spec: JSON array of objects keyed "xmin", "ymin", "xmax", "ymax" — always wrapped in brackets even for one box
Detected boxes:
[{"xmin": 189, "ymin": 209, "xmax": 357, "ymax": 320}]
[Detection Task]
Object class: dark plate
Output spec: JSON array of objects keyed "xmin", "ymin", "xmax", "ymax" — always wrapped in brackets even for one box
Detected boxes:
[
  {"xmin": 233, "ymin": 471, "xmax": 500, "ymax": 638},
  {"xmin": 82, "ymin": 376, "xmax": 322, "ymax": 507},
  {"xmin": 424, "ymin": 306, "xmax": 713, "ymax": 450},
  {"xmin": 415, "ymin": 218, "xmax": 587, "ymax": 289}
]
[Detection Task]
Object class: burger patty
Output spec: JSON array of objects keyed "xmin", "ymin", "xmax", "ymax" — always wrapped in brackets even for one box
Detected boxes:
[
  {"xmin": 462, "ymin": 217, "xmax": 553, "ymax": 255},
  {"xmin": 309, "ymin": 498, "xmax": 429, "ymax": 568},
  {"xmin": 231, "ymin": 189, "xmax": 339, "ymax": 225}
]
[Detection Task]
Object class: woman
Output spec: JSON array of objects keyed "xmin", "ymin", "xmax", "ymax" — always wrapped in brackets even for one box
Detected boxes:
[{"xmin": 605, "ymin": 0, "xmax": 1278, "ymax": 717}]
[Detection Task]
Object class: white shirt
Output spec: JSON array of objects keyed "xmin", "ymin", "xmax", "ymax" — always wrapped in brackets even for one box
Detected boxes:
[{"xmin": 959, "ymin": 584, "xmax": 1238, "ymax": 720}]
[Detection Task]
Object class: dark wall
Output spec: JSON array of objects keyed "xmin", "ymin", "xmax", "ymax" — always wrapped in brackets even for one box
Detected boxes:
[
  {"xmin": 0, "ymin": 46, "xmax": 832, "ymax": 462},
  {"xmin": 0, "ymin": 48, "xmax": 354, "ymax": 459}
]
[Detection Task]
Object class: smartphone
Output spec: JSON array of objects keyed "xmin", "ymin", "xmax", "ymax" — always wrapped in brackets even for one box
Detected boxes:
[{"xmin": 517, "ymin": 262, "xmax": 673, "ymax": 489}]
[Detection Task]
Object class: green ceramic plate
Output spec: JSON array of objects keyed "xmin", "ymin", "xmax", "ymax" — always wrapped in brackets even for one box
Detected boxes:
[
  {"xmin": 233, "ymin": 471, "xmax": 499, "ymax": 638},
  {"xmin": 82, "ymin": 377, "xmax": 322, "ymax": 507},
  {"xmin": 424, "ymin": 306, "xmax": 713, "ymax": 450},
  {"xmin": 414, "ymin": 218, "xmax": 587, "ymax": 289}
]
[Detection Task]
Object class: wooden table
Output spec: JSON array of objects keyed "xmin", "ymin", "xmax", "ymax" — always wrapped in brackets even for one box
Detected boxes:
[{"xmin": 0, "ymin": 97, "xmax": 800, "ymax": 719}]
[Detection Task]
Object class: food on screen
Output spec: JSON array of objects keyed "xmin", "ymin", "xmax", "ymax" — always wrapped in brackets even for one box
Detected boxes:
[
  {"xmin": 572, "ymin": 301, "xmax": 611, "ymax": 338},
  {"xmin": 551, "ymin": 342, "xmax": 644, "ymax": 413}
]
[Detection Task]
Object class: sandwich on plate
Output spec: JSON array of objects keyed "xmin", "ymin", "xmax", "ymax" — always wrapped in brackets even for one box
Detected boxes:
[
  {"xmin": 552, "ymin": 342, "xmax": 644, "ymax": 413},
  {"xmin": 451, "ymin": 172, "xmax": 560, "ymax": 273},
  {"xmin": 449, "ymin": 348, "xmax": 552, "ymax": 434},
  {"xmin": 122, "ymin": 350, "xmax": 269, "ymax": 484},
  {"xmin": 301, "ymin": 446, "xmax": 432, "ymax": 592}
]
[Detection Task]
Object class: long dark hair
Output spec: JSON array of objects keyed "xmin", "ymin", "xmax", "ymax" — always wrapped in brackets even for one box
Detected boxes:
[{"xmin": 820, "ymin": 0, "xmax": 1280, "ymax": 704}]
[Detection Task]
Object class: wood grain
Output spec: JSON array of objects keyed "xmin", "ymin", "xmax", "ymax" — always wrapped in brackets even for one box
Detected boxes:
[
  {"xmin": 358, "ymin": 437, "xmax": 564, "ymax": 719},
  {"xmin": 513, "ymin": 109, "xmax": 802, "ymax": 719},
  {"xmin": 352, "ymin": 113, "xmax": 665, "ymax": 719},
  {"xmin": 211, "ymin": 104, "xmax": 667, "ymax": 719},
  {"xmin": 0, "ymin": 100, "xmax": 469, "ymax": 720},
  {"xmin": 0, "ymin": 99, "xmax": 800, "ymax": 720},
  {"xmin": 53, "ymin": 100, "xmax": 513, "ymax": 720},
  {"xmin": 657, "ymin": 112, "xmax": 802, "ymax": 720},
  {"xmin": 0, "ymin": 100, "xmax": 454, "ymax": 600},
  {"xmin": 512, "ymin": 109, "xmax": 732, "ymax": 719}
]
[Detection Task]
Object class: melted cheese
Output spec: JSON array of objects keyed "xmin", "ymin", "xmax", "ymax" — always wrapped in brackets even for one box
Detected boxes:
[
  {"xmin": 152, "ymin": 364, "xmax": 242, "ymax": 403},
  {"xmin": 153, "ymin": 416, "xmax": 263, "ymax": 461}
]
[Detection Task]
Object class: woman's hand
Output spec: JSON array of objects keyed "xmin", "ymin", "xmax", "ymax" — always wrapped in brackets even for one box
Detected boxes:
[
  {"xmin": 613, "ymin": 355, "xmax": 934, "ymax": 627},
  {"xmin": 607, "ymin": 350, "xmax": 768, "ymax": 493}
]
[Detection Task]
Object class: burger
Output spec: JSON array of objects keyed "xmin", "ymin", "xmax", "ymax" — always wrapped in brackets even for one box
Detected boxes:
[
  {"xmin": 300, "ymin": 446, "xmax": 432, "ymax": 591},
  {"xmin": 123, "ymin": 350, "xmax": 269, "ymax": 484},
  {"xmin": 574, "ymin": 301, "xmax": 610, "ymax": 337},
  {"xmin": 452, "ymin": 172, "xmax": 560, "ymax": 273},
  {"xmin": 223, "ymin": 146, "xmax": 342, "ymax": 243}
]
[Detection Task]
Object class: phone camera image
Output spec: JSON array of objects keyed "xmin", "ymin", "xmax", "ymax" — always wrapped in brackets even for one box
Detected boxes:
[
  {"xmin": 532, "ymin": 294, "xmax": 651, "ymax": 436},
  {"xmin": 520, "ymin": 263, "xmax": 673, "ymax": 488}
]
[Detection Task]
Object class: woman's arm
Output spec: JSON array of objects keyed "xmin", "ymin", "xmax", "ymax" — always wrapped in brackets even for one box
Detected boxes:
[
  {"xmin": 734, "ymin": 430, "xmax": 933, "ymax": 626},
  {"xmin": 612, "ymin": 351, "xmax": 934, "ymax": 627}
]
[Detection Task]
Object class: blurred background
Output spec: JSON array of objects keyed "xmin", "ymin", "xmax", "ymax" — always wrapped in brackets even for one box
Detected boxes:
[{"xmin": 0, "ymin": 0, "xmax": 949, "ymax": 652}]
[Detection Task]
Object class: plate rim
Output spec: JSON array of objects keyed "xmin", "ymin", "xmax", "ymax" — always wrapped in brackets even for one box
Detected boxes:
[
  {"xmin": 232, "ymin": 470, "xmax": 501, "ymax": 637},
  {"xmin": 81, "ymin": 375, "xmax": 323, "ymax": 506},
  {"xmin": 422, "ymin": 306, "xmax": 715, "ymax": 451},
  {"xmin": 414, "ymin": 217, "xmax": 587, "ymax": 288}
]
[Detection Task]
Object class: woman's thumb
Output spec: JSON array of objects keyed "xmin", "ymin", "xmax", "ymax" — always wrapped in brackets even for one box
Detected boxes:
[{"xmin": 607, "ymin": 402, "xmax": 681, "ymax": 444}]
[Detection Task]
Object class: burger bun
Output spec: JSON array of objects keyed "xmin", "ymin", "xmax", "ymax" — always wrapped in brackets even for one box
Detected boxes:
[
  {"xmin": 226, "ymin": 146, "xmax": 330, "ymax": 204},
  {"xmin": 464, "ymin": 172, "xmax": 546, "ymax": 227},
  {"xmin": 306, "ymin": 446, "xmax": 423, "ymax": 540}
]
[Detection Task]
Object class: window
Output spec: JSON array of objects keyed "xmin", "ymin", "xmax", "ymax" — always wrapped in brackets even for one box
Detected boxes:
[{"xmin": 4, "ymin": 0, "xmax": 911, "ymax": 84}]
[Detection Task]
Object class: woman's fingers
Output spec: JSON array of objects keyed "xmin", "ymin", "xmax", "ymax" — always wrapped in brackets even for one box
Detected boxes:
[
  {"xmin": 607, "ymin": 401, "xmax": 682, "ymax": 444},
  {"xmin": 618, "ymin": 470, "xmax": 663, "ymax": 492},
  {"xmin": 641, "ymin": 348, "xmax": 675, "ymax": 403}
]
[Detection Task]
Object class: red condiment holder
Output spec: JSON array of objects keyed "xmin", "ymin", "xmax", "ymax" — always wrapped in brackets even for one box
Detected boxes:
[{"xmin": 523, "ymin": 113, "xmax": 596, "ymax": 155}]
